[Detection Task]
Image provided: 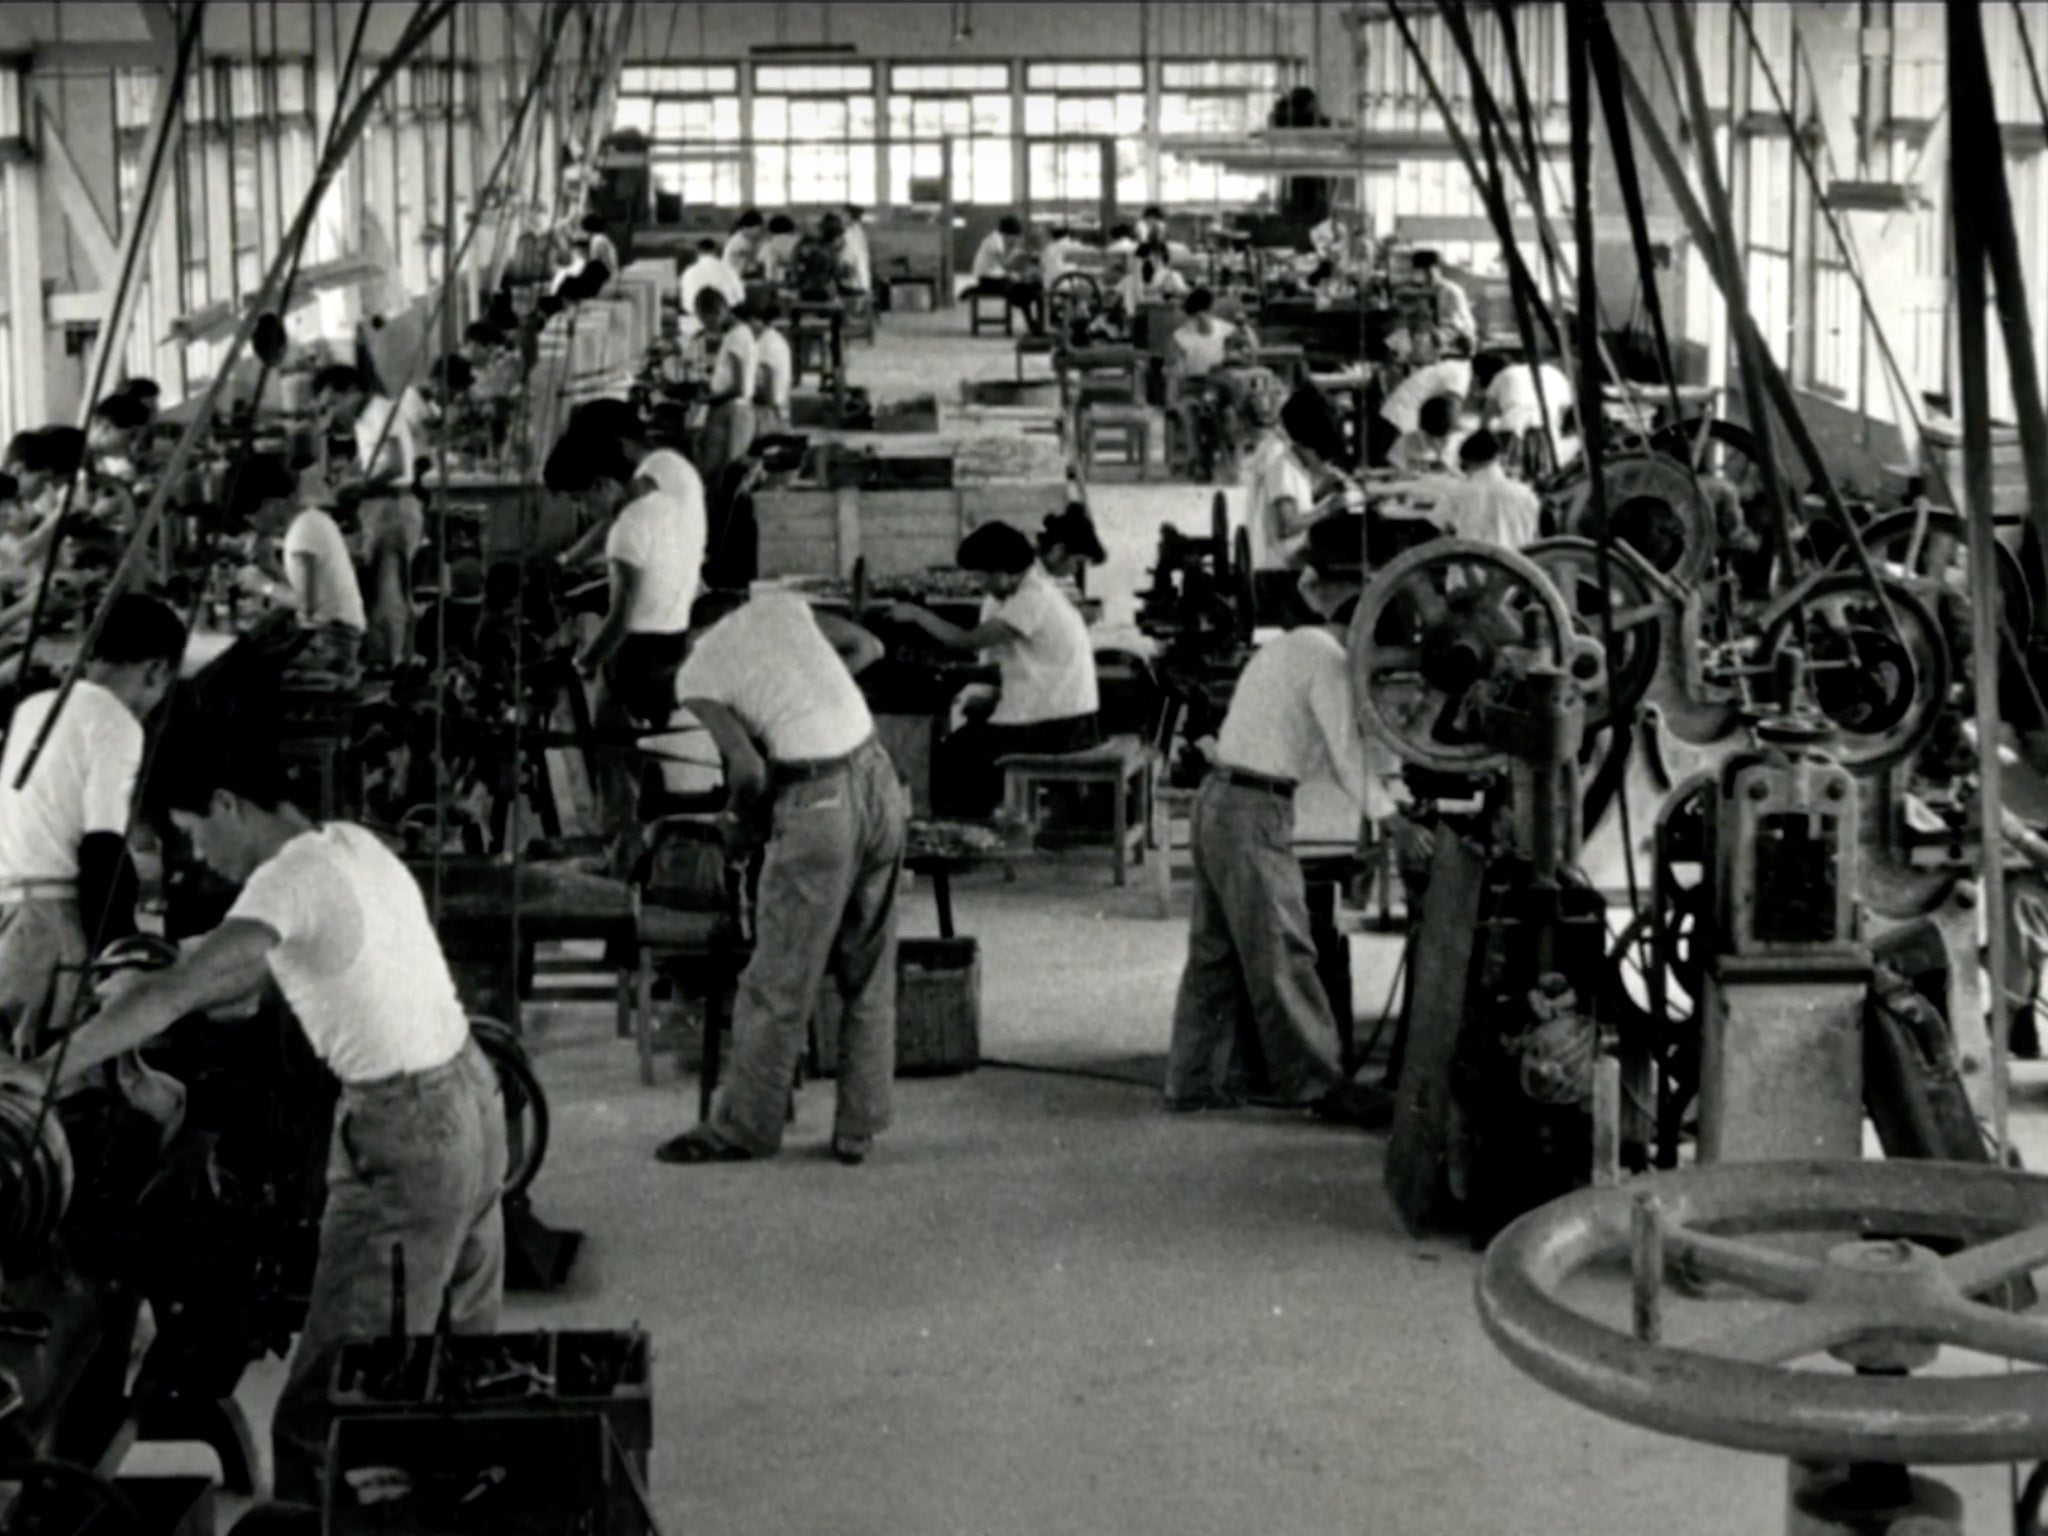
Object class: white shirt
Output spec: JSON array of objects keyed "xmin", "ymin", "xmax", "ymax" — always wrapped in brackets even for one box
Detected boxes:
[
  {"xmin": 1042, "ymin": 238, "xmax": 1077, "ymax": 286},
  {"xmin": 1380, "ymin": 359, "xmax": 1474, "ymax": 435},
  {"xmin": 712, "ymin": 324, "xmax": 758, "ymax": 402},
  {"xmin": 681, "ymin": 255, "xmax": 747, "ymax": 321},
  {"xmin": 354, "ymin": 387, "xmax": 431, "ymax": 478},
  {"xmin": 227, "ymin": 823, "xmax": 469, "ymax": 1084},
  {"xmin": 1433, "ymin": 272, "xmax": 1477, "ymax": 343},
  {"xmin": 1245, "ymin": 433, "xmax": 1316, "ymax": 571},
  {"xmin": 1118, "ymin": 266, "xmax": 1189, "ymax": 314},
  {"xmin": 1215, "ymin": 627, "xmax": 1394, "ymax": 820},
  {"xmin": 283, "ymin": 507, "xmax": 367, "ymax": 631},
  {"xmin": 1432, "ymin": 463, "xmax": 1543, "ymax": 550},
  {"xmin": 675, "ymin": 592, "xmax": 874, "ymax": 762},
  {"xmin": 1173, "ymin": 318, "xmax": 1237, "ymax": 379},
  {"xmin": 635, "ymin": 448, "xmax": 702, "ymax": 505},
  {"xmin": 1387, "ymin": 427, "xmax": 1468, "ymax": 476},
  {"xmin": 604, "ymin": 488, "xmax": 702, "ymax": 635},
  {"xmin": 723, "ymin": 231, "xmax": 764, "ymax": 274},
  {"xmin": 1486, "ymin": 362, "xmax": 1581, "ymax": 467},
  {"xmin": 982, "ymin": 565, "xmax": 1098, "ymax": 726},
  {"xmin": 752, "ymin": 326, "xmax": 793, "ymax": 413},
  {"xmin": 973, "ymin": 231, "xmax": 1014, "ymax": 281},
  {"xmin": 0, "ymin": 682, "xmax": 143, "ymax": 882},
  {"xmin": 842, "ymin": 222, "xmax": 872, "ymax": 292}
]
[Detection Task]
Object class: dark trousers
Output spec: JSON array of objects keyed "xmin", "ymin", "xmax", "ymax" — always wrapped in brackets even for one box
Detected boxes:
[{"xmin": 936, "ymin": 712, "xmax": 1100, "ymax": 821}]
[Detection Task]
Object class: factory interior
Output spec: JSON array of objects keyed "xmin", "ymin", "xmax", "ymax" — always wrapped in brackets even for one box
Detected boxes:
[{"xmin": 7, "ymin": 1, "xmax": 2048, "ymax": 1534}]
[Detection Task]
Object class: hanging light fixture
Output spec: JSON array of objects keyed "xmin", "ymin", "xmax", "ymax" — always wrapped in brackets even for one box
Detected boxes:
[{"xmin": 955, "ymin": 1, "xmax": 975, "ymax": 44}]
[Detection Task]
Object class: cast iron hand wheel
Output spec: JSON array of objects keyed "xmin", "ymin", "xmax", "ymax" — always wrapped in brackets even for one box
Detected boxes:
[
  {"xmin": 1759, "ymin": 575, "xmax": 1950, "ymax": 774},
  {"xmin": 1524, "ymin": 536, "xmax": 1666, "ymax": 724},
  {"xmin": 1347, "ymin": 539, "xmax": 1575, "ymax": 775},
  {"xmin": 1478, "ymin": 1160, "xmax": 2048, "ymax": 1466}
]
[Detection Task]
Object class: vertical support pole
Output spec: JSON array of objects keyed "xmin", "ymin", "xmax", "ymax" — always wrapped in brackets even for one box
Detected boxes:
[{"xmin": 1630, "ymin": 1193, "xmax": 1664, "ymax": 1343}]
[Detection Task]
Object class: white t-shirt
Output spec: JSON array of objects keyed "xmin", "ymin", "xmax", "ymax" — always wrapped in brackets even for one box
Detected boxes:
[
  {"xmin": 842, "ymin": 222, "xmax": 872, "ymax": 292},
  {"xmin": 753, "ymin": 327, "xmax": 793, "ymax": 413},
  {"xmin": 1173, "ymin": 318, "xmax": 1237, "ymax": 379},
  {"xmin": 354, "ymin": 387, "xmax": 431, "ymax": 478},
  {"xmin": 283, "ymin": 507, "xmax": 367, "ymax": 631},
  {"xmin": 227, "ymin": 823, "xmax": 469, "ymax": 1084},
  {"xmin": 1486, "ymin": 362, "xmax": 1582, "ymax": 467},
  {"xmin": 0, "ymin": 682, "xmax": 144, "ymax": 882},
  {"xmin": 712, "ymin": 325, "xmax": 758, "ymax": 402},
  {"xmin": 635, "ymin": 447, "xmax": 703, "ymax": 505},
  {"xmin": 1432, "ymin": 464, "xmax": 1544, "ymax": 550},
  {"xmin": 1041, "ymin": 238, "xmax": 1077, "ymax": 286},
  {"xmin": 1216, "ymin": 627, "xmax": 1396, "ymax": 820},
  {"xmin": 723, "ymin": 231, "xmax": 763, "ymax": 273},
  {"xmin": 1245, "ymin": 433, "xmax": 1316, "ymax": 572},
  {"xmin": 973, "ymin": 231, "xmax": 1013, "ymax": 281},
  {"xmin": 675, "ymin": 592, "xmax": 873, "ymax": 762},
  {"xmin": 981, "ymin": 566, "xmax": 1098, "ymax": 726},
  {"xmin": 1119, "ymin": 266, "xmax": 1190, "ymax": 314},
  {"xmin": 1381, "ymin": 359, "xmax": 1474, "ymax": 435},
  {"xmin": 681, "ymin": 255, "xmax": 747, "ymax": 339},
  {"xmin": 1433, "ymin": 273, "xmax": 1477, "ymax": 342},
  {"xmin": 604, "ymin": 489, "xmax": 702, "ymax": 635}
]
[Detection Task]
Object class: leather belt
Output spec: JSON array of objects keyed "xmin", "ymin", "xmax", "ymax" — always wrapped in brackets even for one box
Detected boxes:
[
  {"xmin": 770, "ymin": 736, "xmax": 875, "ymax": 788},
  {"xmin": 1214, "ymin": 767, "xmax": 1297, "ymax": 797}
]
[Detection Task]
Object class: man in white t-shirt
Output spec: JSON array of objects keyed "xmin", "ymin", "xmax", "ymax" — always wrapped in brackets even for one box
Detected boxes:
[
  {"xmin": 680, "ymin": 240, "xmax": 747, "ymax": 343},
  {"xmin": 654, "ymin": 589, "xmax": 903, "ymax": 1167},
  {"xmin": 1166, "ymin": 515, "xmax": 1395, "ymax": 1123},
  {"xmin": 242, "ymin": 455, "xmax": 367, "ymax": 674},
  {"xmin": 886, "ymin": 521, "xmax": 1100, "ymax": 821},
  {"xmin": 1431, "ymin": 429, "xmax": 1544, "ymax": 550},
  {"xmin": 748, "ymin": 302, "xmax": 795, "ymax": 434},
  {"xmin": 840, "ymin": 205, "xmax": 873, "ymax": 295},
  {"xmin": 312, "ymin": 363, "xmax": 432, "ymax": 666},
  {"xmin": 41, "ymin": 737, "xmax": 506, "ymax": 1507},
  {"xmin": 1379, "ymin": 327, "xmax": 1475, "ymax": 441},
  {"xmin": 1473, "ymin": 351, "xmax": 1582, "ymax": 473},
  {"xmin": 0, "ymin": 595, "xmax": 186, "ymax": 1055},
  {"xmin": 694, "ymin": 289, "xmax": 758, "ymax": 489}
]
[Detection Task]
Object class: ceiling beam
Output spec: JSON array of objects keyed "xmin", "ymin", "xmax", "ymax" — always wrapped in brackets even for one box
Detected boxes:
[{"xmin": 134, "ymin": 0, "xmax": 179, "ymax": 57}]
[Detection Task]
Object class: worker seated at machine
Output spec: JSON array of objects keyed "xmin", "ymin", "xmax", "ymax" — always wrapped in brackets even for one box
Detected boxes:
[
  {"xmin": 724, "ymin": 208, "xmax": 768, "ymax": 277},
  {"xmin": 1386, "ymin": 393, "xmax": 1470, "ymax": 476},
  {"xmin": 1115, "ymin": 241, "xmax": 1190, "ymax": 319},
  {"xmin": 1410, "ymin": 248, "xmax": 1476, "ymax": 350},
  {"xmin": 971, "ymin": 215, "xmax": 1044, "ymax": 334},
  {"xmin": 1472, "ymin": 349, "xmax": 1580, "ymax": 475},
  {"xmin": 312, "ymin": 363, "xmax": 431, "ymax": 669},
  {"xmin": 1167, "ymin": 287, "xmax": 1257, "ymax": 472},
  {"xmin": 234, "ymin": 454, "xmax": 367, "ymax": 677},
  {"xmin": 1426, "ymin": 429, "xmax": 1544, "ymax": 550},
  {"xmin": 1164, "ymin": 513, "xmax": 1397, "ymax": 1122},
  {"xmin": 760, "ymin": 214, "xmax": 802, "ymax": 286},
  {"xmin": 748, "ymin": 298, "xmax": 795, "ymax": 436},
  {"xmin": 681, "ymin": 238, "xmax": 748, "ymax": 346},
  {"xmin": 887, "ymin": 522, "xmax": 1101, "ymax": 823},
  {"xmin": 0, "ymin": 593, "xmax": 187, "ymax": 1057}
]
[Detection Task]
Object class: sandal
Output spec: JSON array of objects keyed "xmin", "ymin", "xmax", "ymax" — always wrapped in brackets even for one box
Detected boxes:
[{"xmin": 654, "ymin": 1131, "xmax": 753, "ymax": 1165}]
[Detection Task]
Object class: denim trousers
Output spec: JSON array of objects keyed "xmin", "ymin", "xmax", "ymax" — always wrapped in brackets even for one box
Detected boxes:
[
  {"xmin": 708, "ymin": 739, "xmax": 907, "ymax": 1155},
  {"xmin": 271, "ymin": 1038, "xmax": 508, "ymax": 1506},
  {"xmin": 1164, "ymin": 777, "xmax": 1346, "ymax": 1106},
  {"xmin": 0, "ymin": 896, "xmax": 85, "ymax": 1057}
]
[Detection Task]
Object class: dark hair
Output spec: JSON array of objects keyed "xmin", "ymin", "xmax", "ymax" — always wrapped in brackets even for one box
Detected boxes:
[
  {"xmin": 1471, "ymin": 351, "xmax": 1509, "ymax": 389},
  {"xmin": 1142, "ymin": 205, "xmax": 1165, "ymax": 221},
  {"xmin": 1040, "ymin": 502, "xmax": 1106, "ymax": 566},
  {"xmin": 1110, "ymin": 223, "xmax": 1136, "ymax": 241},
  {"xmin": 1280, "ymin": 385, "xmax": 1345, "ymax": 466},
  {"xmin": 566, "ymin": 398, "xmax": 644, "ymax": 444},
  {"xmin": 37, "ymin": 429, "xmax": 85, "ymax": 478},
  {"xmin": 252, "ymin": 312, "xmax": 288, "ymax": 368},
  {"xmin": 956, "ymin": 521, "xmax": 1036, "ymax": 577},
  {"xmin": 1459, "ymin": 428, "xmax": 1503, "ymax": 468},
  {"xmin": 693, "ymin": 287, "xmax": 730, "ymax": 319},
  {"xmin": 1412, "ymin": 249, "xmax": 1441, "ymax": 272},
  {"xmin": 998, "ymin": 215, "xmax": 1022, "ymax": 237},
  {"xmin": 844, "ymin": 204, "xmax": 865, "ymax": 220},
  {"xmin": 92, "ymin": 592, "xmax": 189, "ymax": 669},
  {"xmin": 544, "ymin": 429, "xmax": 633, "ymax": 494},
  {"xmin": 581, "ymin": 212, "xmax": 608, "ymax": 235},
  {"xmin": 735, "ymin": 209, "xmax": 764, "ymax": 230},
  {"xmin": 93, "ymin": 392, "xmax": 152, "ymax": 431},
  {"xmin": 121, "ymin": 377, "xmax": 162, "ymax": 404},
  {"xmin": 768, "ymin": 215, "xmax": 797, "ymax": 236},
  {"xmin": 1183, "ymin": 286, "xmax": 1214, "ymax": 317},
  {"xmin": 225, "ymin": 453, "xmax": 299, "ymax": 522},
  {"xmin": 3, "ymin": 431, "xmax": 39, "ymax": 471},
  {"xmin": 465, "ymin": 320, "xmax": 505, "ymax": 348},
  {"xmin": 151, "ymin": 731, "xmax": 294, "ymax": 817},
  {"xmin": 311, "ymin": 363, "xmax": 365, "ymax": 399},
  {"xmin": 696, "ymin": 238, "xmax": 720, "ymax": 254},
  {"xmin": 1418, "ymin": 393, "xmax": 1460, "ymax": 439},
  {"xmin": 432, "ymin": 353, "xmax": 476, "ymax": 395}
]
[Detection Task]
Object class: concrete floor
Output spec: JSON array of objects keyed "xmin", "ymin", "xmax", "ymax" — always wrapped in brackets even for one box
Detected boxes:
[{"xmin": 143, "ymin": 309, "xmax": 2048, "ymax": 1535}]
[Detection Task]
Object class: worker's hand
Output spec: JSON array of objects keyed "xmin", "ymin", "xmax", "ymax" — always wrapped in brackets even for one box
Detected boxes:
[
  {"xmin": 92, "ymin": 968, "xmax": 151, "ymax": 1008},
  {"xmin": 883, "ymin": 601, "xmax": 926, "ymax": 626}
]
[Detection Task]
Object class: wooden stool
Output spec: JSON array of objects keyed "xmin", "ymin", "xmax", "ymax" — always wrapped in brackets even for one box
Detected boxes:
[
  {"xmin": 998, "ymin": 734, "xmax": 1153, "ymax": 886},
  {"xmin": 1078, "ymin": 403, "xmax": 1151, "ymax": 480},
  {"xmin": 969, "ymin": 285, "xmax": 1014, "ymax": 337},
  {"xmin": 1015, "ymin": 333, "xmax": 1057, "ymax": 381}
]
